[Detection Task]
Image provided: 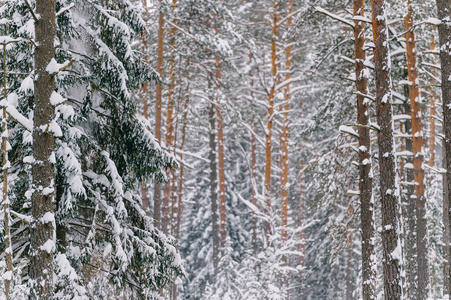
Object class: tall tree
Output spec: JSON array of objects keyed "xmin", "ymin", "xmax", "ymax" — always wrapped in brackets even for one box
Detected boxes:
[
  {"xmin": 29, "ymin": 0, "xmax": 56, "ymax": 298},
  {"xmin": 280, "ymin": 0, "xmax": 293, "ymax": 243},
  {"xmin": 404, "ymin": 1, "xmax": 429, "ymax": 297},
  {"xmin": 371, "ymin": 0, "xmax": 402, "ymax": 298},
  {"xmin": 154, "ymin": 0, "xmax": 165, "ymax": 229},
  {"xmin": 216, "ymin": 57, "xmax": 227, "ymax": 249},
  {"xmin": 209, "ymin": 101, "xmax": 220, "ymax": 276},
  {"xmin": 264, "ymin": 0, "xmax": 279, "ymax": 239},
  {"xmin": 436, "ymin": 0, "xmax": 451, "ymax": 296},
  {"xmin": 353, "ymin": 0, "xmax": 376, "ymax": 298}
]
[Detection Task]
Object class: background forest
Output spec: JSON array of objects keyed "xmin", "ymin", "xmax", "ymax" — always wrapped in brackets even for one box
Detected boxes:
[{"xmin": 0, "ymin": 0, "xmax": 450, "ymax": 299}]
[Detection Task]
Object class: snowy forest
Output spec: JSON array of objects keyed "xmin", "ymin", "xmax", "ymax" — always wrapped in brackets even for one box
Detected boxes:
[{"xmin": 2, "ymin": 0, "xmax": 451, "ymax": 299}]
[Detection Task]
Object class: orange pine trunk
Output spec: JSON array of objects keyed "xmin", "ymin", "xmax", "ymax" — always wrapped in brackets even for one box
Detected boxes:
[
  {"xmin": 154, "ymin": 5, "xmax": 164, "ymax": 229},
  {"xmin": 280, "ymin": 0, "xmax": 293, "ymax": 243},
  {"xmin": 162, "ymin": 0, "xmax": 178, "ymax": 235},
  {"xmin": 404, "ymin": 1, "xmax": 429, "ymax": 295}
]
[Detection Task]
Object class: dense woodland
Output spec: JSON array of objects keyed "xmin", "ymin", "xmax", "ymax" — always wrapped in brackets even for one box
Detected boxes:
[{"xmin": 2, "ymin": 0, "xmax": 451, "ymax": 299}]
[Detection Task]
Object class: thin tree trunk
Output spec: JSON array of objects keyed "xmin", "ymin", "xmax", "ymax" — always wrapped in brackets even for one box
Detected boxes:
[
  {"xmin": 280, "ymin": 0, "xmax": 293, "ymax": 243},
  {"xmin": 141, "ymin": 0, "xmax": 150, "ymax": 215},
  {"xmin": 216, "ymin": 57, "xmax": 227, "ymax": 250},
  {"xmin": 429, "ymin": 38, "xmax": 437, "ymax": 169},
  {"xmin": 403, "ymin": 82, "xmax": 417, "ymax": 299},
  {"xmin": 162, "ymin": 0, "xmax": 178, "ymax": 236},
  {"xmin": 346, "ymin": 203, "xmax": 353, "ymax": 300},
  {"xmin": 444, "ymin": 139, "xmax": 450, "ymax": 296},
  {"xmin": 353, "ymin": 1, "xmax": 376, "ymax": 298},
  {"xmin": 436, "ymin": 0, "xmax": 451, "ymax": 295},
  {"xmin": 175, "ymin": 58, "xmax": 190, "ymax": 243},
  {"xmin": 2, "ymin": 44, "xmax": 12, "ymax": 300},
  {"xmin": 29, "ymin": 0, "xmax": 56, "ymax": 298},
  {"xmin": 209, "ymin": 101, "xmax": 220, "ymax": 276},
  {"xmin": 299, "ymin": 160, "xmax": 306, "ymax": 300},
  {"xmin": 371, "ymin": 0, "xmax": 402, "ymax": 298},
  {"xmin": 154, "ymin": 3, "xmax": 165, "ymax": 230},
  {"xmin": 265, "ymin": 1, "xmax": 279, "ymax": 240},
  {"xmin": 404, "ymin": 2, "xmax": 429, "ymax": 297},
  {"xmin": 251, "ymin": 117, "xmax": 258, "ymax": 256}
]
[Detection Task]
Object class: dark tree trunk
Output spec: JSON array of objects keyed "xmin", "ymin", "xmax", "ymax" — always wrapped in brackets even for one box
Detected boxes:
[
  {"xmin": 29, "ymin": 0, "xmax": 56, "ymax": 298},
  {"xmin": 436, "ymin": 0, "xmax": 451, "ymax": 295},
  {"xmin": 403, "ymin": 82, "xmax": 417, "ymax": 299},
  {"xmin": 371, "ymin": 0, "xmax": 402, "ymax": 299},
  {"xmin": 209, "ymin": 102, "xmax": 220, "ymax": 276},
  {"xmin": 353, "ymin": 1, "xmax": 376, "ymax": 299}
]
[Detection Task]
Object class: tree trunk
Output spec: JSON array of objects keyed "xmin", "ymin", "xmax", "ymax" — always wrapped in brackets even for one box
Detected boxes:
[
  {"xmin": 371, "ymin": 0, "xmax": 402, "ymax": 298},
  {"xmin": 2, "ymin": 44, "xmax": 12, "ymax": 300},
  {"xmin": 29, "ymin": 0, "xmax": 56, "ymax": 298},
  {"xmin": 265, "ymin": 1, "xmax": 279, "ymax": 240},
  {"xmin": 346, "ymin": 204, "xmax": 353, "ymax": 300},
  {"xmin": 299, "ymin": 160, "xmax": 306, "ymax": 300},
  {"xmin": 251, "ymin": 118, "xmax": 258, "ymax": 256},
  {"xmin": 444, "ymin": 139, "xmax": 450, "ymax": 296},
  {"xmin": 280, "ymin": 0, "xmax": 293, "ymax": 243},
  {"xmin": 353, "ymin": 1, "xmax": 376, "ymax": 299},
  {"xmin": 429, "ymin": 38, "xmax": 437, "ymax": 169},
  {"xmin": 175, "ymin": 58, "xmax": 190, "ymax": 243},
  {"xmin": 141, "ymin": 1, "xmax": 150, "ymax": 215},
  {"xmin": 404, "ymin": 2, "xmax": 429, "ymax": 297},
  {"xmin": 403, "ymin": 81, "xmax": 417, "ymax": 299},
  {"xmin": 162, "ymin": 0, "xmax": 178, "ymax": 235},
  {"xmin": 436, "ymin": 0, "xmax": 451, "ymax": 295},
  {"xmin": 216, "ymin": 58, "xmax": 227, "ymax": 250},
  {"xmin": 209, "ymin": 101, "xmax": 220, "ymax": 276},
  {"xmin": 154, "ymin": 4, "xmax": 164, "ymax": 229}
]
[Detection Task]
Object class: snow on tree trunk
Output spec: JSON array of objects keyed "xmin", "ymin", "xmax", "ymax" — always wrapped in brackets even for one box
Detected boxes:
[
  {"xmin": 265, "ymin": 0, "xmax": 279, "ymax": 241},
  {"xmin": 154, "ymin": 4, "xmax": 165, "ymax": 230},
  {"xmin": 29, "ymin": 0, "xmax": 56, "ymax": 298},
  {"xmin": 353, "ymin": 0, "xmax": 376, "ymax": 298},
  {"xmin": 404, "ymin": 2, "xmax": 429, "ymax": 297},
  {"xmin": 209, "ymin": 100, "xmax": 220, "ymax": 276},
  {"xmin": 371, "ymin": 0, "xmax": 403, "ymax": 298},
  {"xmin": 1, "ymin": 43, "xmax": 12, "ymax": 300},
  {"xmin": 280, "ymin": 0, "xmax": 293, "ymax": 244},
  {"xmin": 436, "ymin": 0, "xmax": 451, "ymax": 296}
]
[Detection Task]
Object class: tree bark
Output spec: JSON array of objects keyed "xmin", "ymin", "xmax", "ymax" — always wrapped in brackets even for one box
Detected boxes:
[
  {"xmin": 141, "ymin": 1, "xmax": 150, "ymax": 215},
  {"xmin": 346, "ymin": 204, "xmax": 353, "ymax": 300},
  {"xmin": 299, "ymin": 160, "xmax": 306, "ymax": 300},
  {"xmin": 404, "ymin": 2, "xmax": 429, "ymax": 297},
  {"xmin": 280, "ymin": 0, "xmax": 293, "ymax": 243},
  {"xmin": 371, "ymin": 0, "xmax": 402, "ymax": 298},
  {"xmin": 2, "ymin": 44, "xmax": 12, "ymax": 300},
  {"xmin": 154, "ymin": 4, "xmax": 164, "ymax": 229},
  {"xmin": 209, "ymin": 102, "xmax": 220, "ymax": 276},
  {"xmin": 403, "ymin": 81, "xmax": 417, "ymax": 299},
  {"xmin": 251, "ymin": 118, "xmax": 258, "ymax": 256},
  {"xmin": 436, "ymin": 0, "xmax": 451, "ymax": 295},
  {"xmin": 216, "ymin": 57, "xmax": 227, "ymax": 250},
  {"xmin": 429, "ymin": 38, "xmax": 437, "ymax": 169},
  {"xmin": 29, "ymin": 0, "xmax": 56, "ymax": 298},
  {"xmin": 265, "ymin": 1, "xmax": 279, "ymax": 241},
  {"xmin": 175, "ymin": 58, "xmax": 190, "ymax": 243},
  {"xmin": 162, "ymin": 0, "xmax": 178, "ymax": 235},
  {"xmin": 353, "ymin": 1, "xmax": 376, "ymax": 298}
]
